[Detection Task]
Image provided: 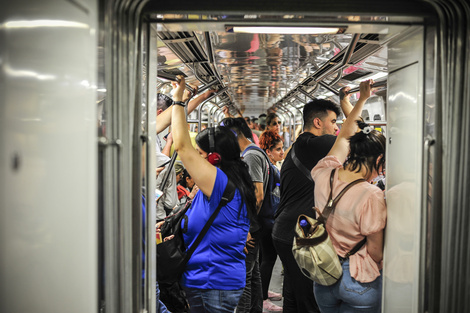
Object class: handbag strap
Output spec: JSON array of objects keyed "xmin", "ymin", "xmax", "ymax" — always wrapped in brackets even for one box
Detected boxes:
[
  {"xmin": 183, "ymin": 179, "xmax": 236, "ymax": 264},
  {"xmin": 291, "ymin": 144, "xmax": 313, "ymax": 182}
]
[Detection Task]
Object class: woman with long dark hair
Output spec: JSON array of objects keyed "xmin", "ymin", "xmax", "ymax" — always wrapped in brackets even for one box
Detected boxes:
[
  {"xmin": 312, "ymin": 80, "xmax": 386, "ymax": 312},
  {"xmin": 170, "ymin": 76, "xmax": 257, "ymax": 313}
]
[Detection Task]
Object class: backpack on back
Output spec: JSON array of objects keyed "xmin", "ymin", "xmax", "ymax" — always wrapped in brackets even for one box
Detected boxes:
[
  {"xmin": 242, "ymin": 145, "xmax": 281, "ymax": 229},
  {"xmin": 292, "ymin": 169, "xmax": 367, "ymax": 286}
]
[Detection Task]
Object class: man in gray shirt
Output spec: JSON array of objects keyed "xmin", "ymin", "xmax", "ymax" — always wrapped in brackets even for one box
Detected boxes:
[{"xmin": 221, "ymin": 117, "xmax": 268, "ymax": 313}]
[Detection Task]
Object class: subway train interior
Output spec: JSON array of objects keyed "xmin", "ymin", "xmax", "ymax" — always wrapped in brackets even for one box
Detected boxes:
[{"xmin": 1, "ymin": 0, "xmax": 470, "ymax": 312}]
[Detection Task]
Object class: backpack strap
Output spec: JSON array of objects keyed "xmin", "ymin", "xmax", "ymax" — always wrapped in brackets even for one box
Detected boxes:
[
  {"xmin": 318, "ymin": 169, "xmax": 366, "ymax": 223},
  {"xmin": 242, "ymin": 145, "xmax": 271, "ymax": 165},
  {"xmin": 290, "ymin": 144, "xmax": 313, "ymax": 182},
  {"xmin": 318, "ymin": 169, "xmax": 368, "ymax": 258},
  {"xmin": 345, "ymin": 237, "xmax": 367, "ymax": 258},
  {"xmin": 182, "ymin": 179, "xmax": 236, "ymax": 264},
  {"xmin": 242, "ymin": 145, "xmax": 271, "ymax": 195}
]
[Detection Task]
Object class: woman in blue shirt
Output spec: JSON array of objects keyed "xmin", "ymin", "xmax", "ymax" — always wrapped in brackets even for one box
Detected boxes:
[{"xmin": 171, "ymin": 76, "xmax": 257, "ymax": 312}]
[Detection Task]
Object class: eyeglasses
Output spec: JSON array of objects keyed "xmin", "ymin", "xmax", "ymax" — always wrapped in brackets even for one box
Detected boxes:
[{"xmin": 270, "ymin": 121, "xmax": 282, "ymax": 126}]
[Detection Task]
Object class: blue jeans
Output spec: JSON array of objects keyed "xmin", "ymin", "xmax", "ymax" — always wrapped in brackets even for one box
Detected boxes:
[
  {"xmin": 184, "ymin": 287, "xmax": 244, "ymax": 313},
  {"xmin": 314, "ymin": 260, "xmax": 382, "ymax": 313},
  {"xmin": 156, "ymin": 282, "xmax": 170, "ymax": 313}
]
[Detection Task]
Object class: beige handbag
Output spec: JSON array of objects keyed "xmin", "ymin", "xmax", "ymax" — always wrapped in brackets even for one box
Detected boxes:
[{"xmin": 292, "ymin": 169, "xmax": 366, "ymax": 286}]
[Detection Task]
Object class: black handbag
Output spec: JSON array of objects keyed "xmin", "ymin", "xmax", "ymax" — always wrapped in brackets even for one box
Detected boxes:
[{"xmin": 157, "ymin": 180, "xmax": 236, "ymax": 311}]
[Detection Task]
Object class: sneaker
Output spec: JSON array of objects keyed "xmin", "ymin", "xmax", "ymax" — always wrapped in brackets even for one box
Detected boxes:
[
  {"xmin": 268, "ymin": 290, "xmax": 282, "ymax": 301},
  {"xmin": 263, "ymin": 299, "xmax": 283, "ymax": 312}
]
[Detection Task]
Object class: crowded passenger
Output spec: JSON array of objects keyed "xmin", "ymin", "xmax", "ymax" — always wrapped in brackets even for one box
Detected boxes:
[
  {"xmin": 272, "ymin": 97, "xmax": 340, "ymax": 312},
  {"xmin": 245, "ymin": 116, "xmax": 253, "ymax": 128},
  {"xmin": 167, "ymin": 75, "xmax": 257, "ymax": 313},
  {"xmin": 258, "ymin": 130, "xmax": 285, "ymax": 312},
  {"xmin": 252, "ymin": 119, "xmax": 262, "ymax": 138},
  {"xmin": 220, "ymin": 117, "xmax": 268, "ymax": 313},
  {"xmin": 155, "ymin": 150, "xmax": 178, "ymax": 219},
  {"xmin": 174, "ymin": 163, "xmax": 197, "ymax": 205},
  {"xmin": 156, "ymin": 87, "xmax": 215, "ymax": 136},
  {"xmin": 223, "ymin": 108, "xmax": 260, "ymax": 146},
  {"xmin": 258, "ymin": 114, "xmax": 267, "ymax": 132},
  {"xmin": 155, "ymin": 85, "xmax": 215, "ymax": 220},
  {"xmin": 260, "ymin": 130, "xmax": 285, "ymax": 171},
  {"xmin": 265, "ymin": 113, "xmax": 281, "ymax": 135},
  {"xmin": 312, "ymin": 80, "xmax": 386, "ymax": 312},
  {"xmin": 142, "ymin": 143, "xmax": 170, "ymax": 313}
]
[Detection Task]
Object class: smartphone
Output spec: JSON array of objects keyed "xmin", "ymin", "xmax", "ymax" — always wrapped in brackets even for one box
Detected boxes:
[
  {"xmin": 157, "ymin": 159, "xmax": 171, "ymax": 168},
  {"xmin": 155, "ymin": 189, "xmax": 164, "ymax": 202}
]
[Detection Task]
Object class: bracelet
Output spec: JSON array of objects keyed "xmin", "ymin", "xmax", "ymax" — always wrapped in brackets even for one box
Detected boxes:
[{"xmin": 173, "ymin": 101, "xmax": 186, "ymax": 107}]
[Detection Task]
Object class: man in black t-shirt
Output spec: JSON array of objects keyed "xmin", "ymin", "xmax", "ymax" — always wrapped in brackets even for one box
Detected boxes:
[{"xmin": 272, "ymin": 99, "xmax": 340, "ymax": 313}]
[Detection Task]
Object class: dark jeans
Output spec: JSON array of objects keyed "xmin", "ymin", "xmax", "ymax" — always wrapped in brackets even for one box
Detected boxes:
[
  {"xmin": 259, "ymin": 227, "xmax": 278, "ymax": 300},
  {"xmin": 236, "ymin": 239, "xmax": 263, "ymax": 313},
  {"xmin": 273, "ymin": 238, "xmax": 320, "ymax": 313}
]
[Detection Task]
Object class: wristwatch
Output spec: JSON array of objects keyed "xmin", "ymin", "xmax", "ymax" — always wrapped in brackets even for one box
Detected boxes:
[{"xmin": 173, "ymin": 101, "xmax": 186, "ymax": 107}]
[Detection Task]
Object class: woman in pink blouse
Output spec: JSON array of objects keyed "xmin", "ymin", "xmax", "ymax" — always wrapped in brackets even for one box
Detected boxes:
[{"xmin": 311, "ymin": 80, "xmax": 386, "ymax": 312}]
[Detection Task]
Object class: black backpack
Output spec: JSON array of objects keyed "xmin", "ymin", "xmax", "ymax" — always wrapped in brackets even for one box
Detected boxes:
[
  {"xmin": 157, "ymin": 180, "xmax": 236, "ymax": 312},
  {"xmin": 242, "ymin": 146, "xmax": 281, "ymax": 229}
]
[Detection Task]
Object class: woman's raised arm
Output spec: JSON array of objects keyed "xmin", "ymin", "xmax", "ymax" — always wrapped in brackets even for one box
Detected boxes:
[
  {"xmin": 171, "ymin": 76, "xmax": 217, "ymax": 198},
  {"xmin": 327, "ymin": 80, "xmax": 373, "ymax": 162},
  {"xmin": 156, "ymin": 86, "xmax": 215, "ymax": 134}
]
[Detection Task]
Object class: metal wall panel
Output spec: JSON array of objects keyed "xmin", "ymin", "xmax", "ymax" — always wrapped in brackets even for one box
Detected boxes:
[
  {"xmin": 383, "ymin": 28, "xmax": 423, "ymax": 313},
  {"xmin": 0, "ymin": 0, "xmax": 98, "ymax": 312}
]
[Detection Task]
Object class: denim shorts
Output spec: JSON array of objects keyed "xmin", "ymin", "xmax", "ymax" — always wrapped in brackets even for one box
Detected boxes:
[
  {"xmin": 183, "ymin": 287, "xmax": 244, "ymax": 313},
  {"xmin": 314, "ymin": 259, "xmax": 382, "ymax": 313}
]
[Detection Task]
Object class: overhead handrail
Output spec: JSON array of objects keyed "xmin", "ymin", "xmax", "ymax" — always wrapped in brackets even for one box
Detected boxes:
[
  {"xmin": 157, "ymin": 30, "xmax": 234, "ymax": 108},
  {"xmin": 319, "ymin": 81, "xmax": 340, "ymax": 96},
  {"xmin": 315, "ymin": 34, "xmax": 361, "ymax": 82},
  {"xmin": 298, "ymin": 87, "xmax": 315, "ymax": 100},
  {"xmin": 295, "ymin": 95, "xmax": 306, "ymax": 104},
  {"xmin": 346, "ymin": 80, "xmax": 387, "ymax": 94},
  {"xmin": 192, "ymin": 62, "xmax": 211, "ymax": 85},
  {"xmin": 273, "ymin": 33, "xmax": 388, "ymax": 108},
  {"xmin": 328, "ymin": 69, "xmax": 344, "ymax": 86},
  {"xmin": 203, "ymin": 32, "xmax": 233, "ymax": 106},
  {"xmin": 197, "ymin": 79, "xmax": 219, "ymax": 94},
  {"xmin": 277, "ymin": 104, "xmax": 296, "ymax": 142}
]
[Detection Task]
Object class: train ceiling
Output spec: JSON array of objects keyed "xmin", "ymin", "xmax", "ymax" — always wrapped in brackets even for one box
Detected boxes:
[{"xmin": 153, "ymin": 14, "xmax": 416, "ymax": 116}]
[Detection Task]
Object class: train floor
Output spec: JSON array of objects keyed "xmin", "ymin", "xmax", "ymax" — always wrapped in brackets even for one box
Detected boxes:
[{"xmin": 263, "ymin": 257, "xmax": 284, "ymax": 312}]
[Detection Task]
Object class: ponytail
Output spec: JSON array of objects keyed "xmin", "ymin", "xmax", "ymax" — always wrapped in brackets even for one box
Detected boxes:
[{"xmin": 345, "ymin": 121, "xmax": 386, "ymax": 179}]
